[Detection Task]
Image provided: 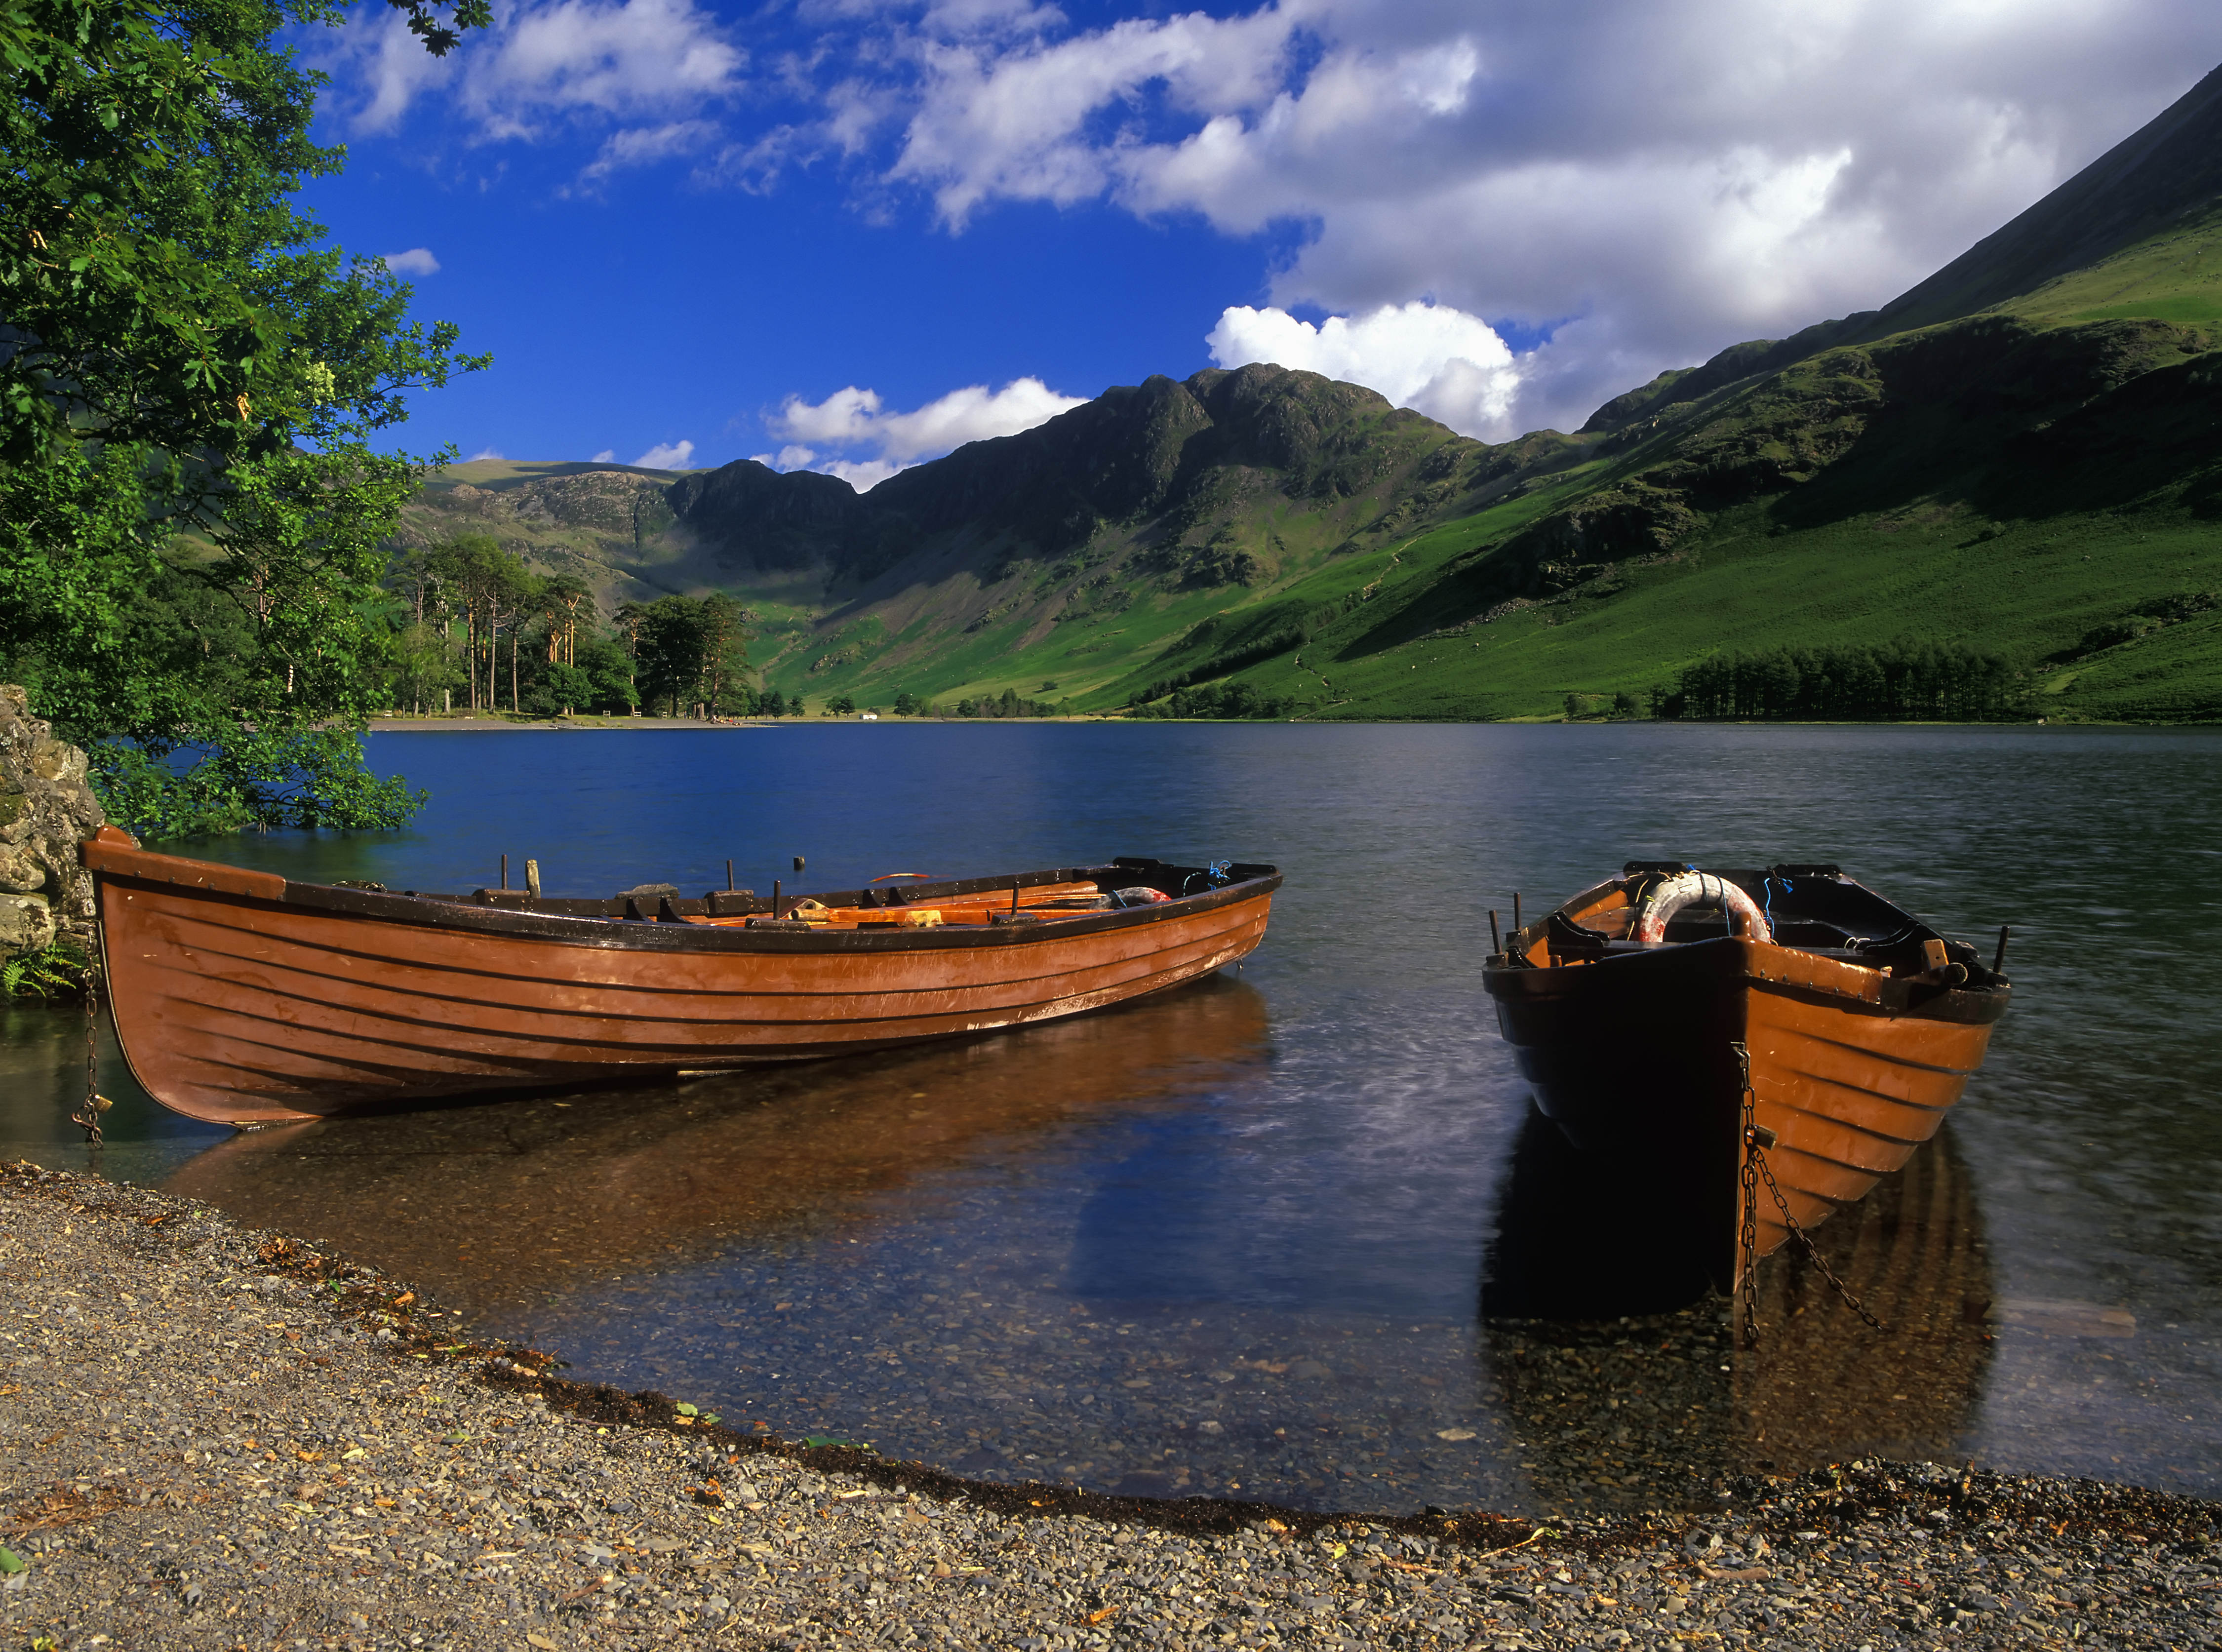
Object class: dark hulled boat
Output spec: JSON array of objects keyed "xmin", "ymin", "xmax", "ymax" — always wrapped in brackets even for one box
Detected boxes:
[
  {"xmin": 81, "ymin": 826, "xmax": 1279, "ymax": 1127},
  {"xmin": 1482, "ymin": 862, "xmax": 2009, "ymax": 1291}
]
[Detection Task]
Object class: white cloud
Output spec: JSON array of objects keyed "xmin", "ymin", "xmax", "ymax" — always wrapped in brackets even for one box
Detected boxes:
[
  {"xmin": 379, "ymin": 247, "xmax": 441, "ymax": 276},
  {"xmin": 1207, "ymin": 300, "xmax": 1522, "ymax": 439},
  {"xmin": 343, "ymin": 0, "xmax": 743, "ymax": 154},
  {"xmin": 851, "ymin": 0, "xmax": 2222, "ymax": 433},
  {"xmin": 762, "ymin": 376, "xmax": 1084, "ymax": 487},
  {"xmin": 634, "ymin": 439, "xmax": 696, "ymax": 468},
  {"xmin": 590, "ymin": 448, "xmax": 617, "ymax": 462},
  {"xmin": 580, "ymin": 118, "xmax": 720, "ymax": 183},
  {"xmin": 466, "ymin": 446, "xmax": 504, "ymax": 461},
  {"xmin": 819, "ymin": 457, "xmax": 907, "ymax": 490}
]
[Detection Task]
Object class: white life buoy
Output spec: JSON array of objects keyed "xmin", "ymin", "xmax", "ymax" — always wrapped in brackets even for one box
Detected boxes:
[{"xmin": 1633, "ymin": 870, "xmax": 1773, "ymax": 945}]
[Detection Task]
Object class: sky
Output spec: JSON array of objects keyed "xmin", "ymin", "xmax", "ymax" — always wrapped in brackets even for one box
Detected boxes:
[{"xmin": 305, "ymin": 0, "xmax": 2222, "ymax": 487}]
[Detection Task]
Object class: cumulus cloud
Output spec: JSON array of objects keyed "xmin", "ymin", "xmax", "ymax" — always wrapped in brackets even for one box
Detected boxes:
[
  {"xmin": 634, "ymin": 439, "xmax": 696, "ymax": 468},
  {"xmin": 1208, "ymin": 301, "xmax": 1521, "ymax": 439},
  {"xmin": 761, "ymin": 376, "xmax": 1084, "ymax": 488},
  {"xmin": 466, "ymin": 446, "xmax": 504, "ymax": 461},
  {"xmin": 590, "ymin": 448, "xmax": 617, "ymax": 462},
  {"xmin": 379, "ymin": 247, "xmax": 441, "ymax": 276},
  {"xmin": 857, "ymin": 0, "xmax": 2222, "ymax": 432},
  {"xmin": 342, "ymin": 0, "xmax": 744, "ymax": 175}
]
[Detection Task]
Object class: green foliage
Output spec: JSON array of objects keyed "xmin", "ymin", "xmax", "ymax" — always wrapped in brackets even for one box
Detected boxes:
[
  {"xmin": 617, "ymin": 592, "xmax": 754, "ymax": 716},
  {"xmin": 88, "ymin": 725, "xmax": 424, "ymax": 837},
  {"xmin": 1128, "ymin": 680, "xmax": 1291, "ymax": 720},
  {"xmin": 380, "ymin": 0, "xmax": 490, "ymax": 57},
  {"xmin": 1659, "ymin": 640, "xmax": 2021, "ymax": 721},
  {"xmin": 2, "ymin": 941, "xmax": 85, "ymax": 999},
  {"xmin": 0, "ymin": 0, "xmax": 484, "ymax": 832},
  {"xmin": 948, "ymin": 688, "xmax": 1056, "ymax": 718}
]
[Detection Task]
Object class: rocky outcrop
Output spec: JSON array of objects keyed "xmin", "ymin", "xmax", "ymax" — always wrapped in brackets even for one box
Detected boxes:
[{"xmin": 0, "ymin": 685, "xmax": 105, "ymax": 962}]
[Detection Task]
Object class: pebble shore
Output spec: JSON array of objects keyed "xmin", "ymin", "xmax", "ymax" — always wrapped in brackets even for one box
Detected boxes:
[{"xmin": 3, "ymin": 1162, "xmax": 2216, "ymax": 1652}]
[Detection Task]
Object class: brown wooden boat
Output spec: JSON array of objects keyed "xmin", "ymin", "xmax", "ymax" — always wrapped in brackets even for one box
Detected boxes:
[
  {"xmin": 79, "ymin": 826, "xmax": 1279, "ymax": 1127},
  {"xmin": 1481, "ymin": 862, "xmax": 2009, "ymax": 1291}
]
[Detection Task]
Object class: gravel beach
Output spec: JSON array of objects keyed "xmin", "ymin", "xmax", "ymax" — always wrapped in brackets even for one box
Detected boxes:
[{"xmin": 3, "ymin": 1160, "xmax": 2216, "ymax": 1652}]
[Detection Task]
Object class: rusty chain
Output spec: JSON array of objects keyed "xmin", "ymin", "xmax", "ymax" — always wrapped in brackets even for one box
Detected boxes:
[
  {"xmin": 1733, "ymin": 1040, "xmax": 1884, "ymax": 1348},
  {"xmin": 69, "ymin": 958, "xmax": 109, "ymax": 1147}
]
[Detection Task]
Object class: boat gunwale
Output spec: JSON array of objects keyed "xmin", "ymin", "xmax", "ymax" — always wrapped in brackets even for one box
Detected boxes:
[
  {"xmin": 1481, "ymin": 932, "xmax": 2011, "ymax": 1027},
  {"xmin": 84, "ymin": 839, "xmax": 1281, "ymax": 956}
]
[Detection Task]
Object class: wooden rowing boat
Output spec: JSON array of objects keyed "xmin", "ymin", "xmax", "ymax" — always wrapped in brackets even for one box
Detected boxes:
[
  {"xmin": 79, "ymin": 826, "xmax": 1279, "ymax": 1127},
  {"xmin": 1481, "ymin": 862, "xmax": 2009, "ymax": 1292}
]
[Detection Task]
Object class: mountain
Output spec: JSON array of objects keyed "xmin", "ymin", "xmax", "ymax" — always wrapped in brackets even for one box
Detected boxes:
[
  {"xmin": 399, "ymin": 64, "xmax": 2222, "ymax": 722},
  {"xmin": 400, "ymin": 366, "xmax": 1589, "ymax": 706}
]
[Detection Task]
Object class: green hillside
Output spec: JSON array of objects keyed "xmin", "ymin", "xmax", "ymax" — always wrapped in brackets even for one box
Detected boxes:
[{"xmin": 395, "ymin": 65, "xmax": 2222, "ymax": 723}]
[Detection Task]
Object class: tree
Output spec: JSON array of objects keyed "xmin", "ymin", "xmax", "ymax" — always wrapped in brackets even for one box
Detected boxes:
[
  {"xmin": 827, "ymin": 692, "xmax": 856, "ymax": 715},
  {"xmin": 620, "ymin": 595, "xmax": 711, "ymax": 717},
  {"xmin": 698, "ymin": 592, "xmax": 753, "ymax": 715},
  {"xmin": 0, "ymin": 0, "xmax": 487, "ymax": 834},
  {"xmin": 576, "ymin": 634, "xmax": 638, "ymax": 714}
]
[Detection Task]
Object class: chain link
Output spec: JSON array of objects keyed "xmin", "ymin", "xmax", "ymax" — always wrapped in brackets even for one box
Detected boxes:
[
  {"xmin": 1737, "ymin": 1042, "xmax": 1762, "ymax": 1347},
  {"xmin": 69, "ymin": 959, "xmax": 107, "ymax": 1147},
  {"xmin": 1733, "ymin": 1040, "xmax": 1885, "ymax": 1347}
]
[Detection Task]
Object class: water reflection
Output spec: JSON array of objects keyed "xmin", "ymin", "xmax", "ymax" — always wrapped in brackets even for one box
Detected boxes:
[
  {"xmin": 11, "ymin": 722, "xmax": 2222, "ymax": 1509},
  {"xmin": 1482, "ymin": 1115, "xmax": 1993, "ymax": 1514},
  {"xmin": 164, "ymin": 975, "xmax": 1273, "ymax": 1320}
]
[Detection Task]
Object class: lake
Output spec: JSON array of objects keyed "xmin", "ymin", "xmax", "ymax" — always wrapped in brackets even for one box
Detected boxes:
[{"xmin": 5, "ymin": 720, "xmax": 2219, "ymax": 1516}]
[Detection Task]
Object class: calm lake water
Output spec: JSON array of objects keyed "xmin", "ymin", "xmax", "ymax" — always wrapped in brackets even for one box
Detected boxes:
[{"xmin": 6, "ymin": 721, "xmax": 2219, "ymax": 1515}]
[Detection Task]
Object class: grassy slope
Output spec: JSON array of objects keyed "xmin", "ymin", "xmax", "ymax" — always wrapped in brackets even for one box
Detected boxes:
[
  {"xmin": 788, "ymin": 205, "xmax": 2222, "ymax": 722},
  {"xmin": 1200, "ymin": 209, "xmax": 2222, "ymax": 724}
]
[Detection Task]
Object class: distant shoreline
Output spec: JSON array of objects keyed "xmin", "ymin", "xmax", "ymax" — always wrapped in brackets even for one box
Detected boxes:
[
  {"xmin": 362, "ymin": 714, "xmax": 1120, "ymax": 731},
  {"xmin": 366, "ymin": 714, "xmax": 788, "ymax": 732}
]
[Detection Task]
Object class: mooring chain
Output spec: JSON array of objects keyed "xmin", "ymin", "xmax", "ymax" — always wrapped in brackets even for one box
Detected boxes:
[
  {"xmin": 1736, "ymin": 1043, "xmax": 1763, "ymax": 1348},
  {"xmin": 69, "ymin": 960, "xmax": 109, "ymax": 1147},
  {"xmin": 1732, "ymin": 1040, "xmax": 1886, "ymax": 1346}
]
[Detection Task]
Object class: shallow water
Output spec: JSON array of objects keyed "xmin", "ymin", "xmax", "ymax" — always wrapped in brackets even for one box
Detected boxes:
[{"xmin": 5, "ymin": 721, "xmax": 2219, "ymax": 1514}]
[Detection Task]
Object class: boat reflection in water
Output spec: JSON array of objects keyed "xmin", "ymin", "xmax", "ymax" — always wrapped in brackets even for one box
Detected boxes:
[
  {"xmin": 164, "ymin": 974, "xmax": 1271, "ymax": 1322},
  {"xmin": 1481, "ymin": 1108, "xmax": 1993, "ymax": 1515}
]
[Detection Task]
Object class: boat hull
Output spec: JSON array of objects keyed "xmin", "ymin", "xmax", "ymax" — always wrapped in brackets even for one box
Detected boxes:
[
  {"xmin": 1485, "ymin": 934, "xmax": 2005, "ymax": 1290},
  {"xmin": 86, "ymin": 838, "xmax": 1279, "ymax": 1126}
]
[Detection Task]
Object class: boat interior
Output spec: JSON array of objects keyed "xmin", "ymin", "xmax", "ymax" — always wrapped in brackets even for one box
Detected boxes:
[
  {"xmin": 1507, "ymin": 861, "xmax": 2007, "ymax": 985},
  {"xmin": 327, "ymin": 857, "xmax": 1276, "ymax": 932}
]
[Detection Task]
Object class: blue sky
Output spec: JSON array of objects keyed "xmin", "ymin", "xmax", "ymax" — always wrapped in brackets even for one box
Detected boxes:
[{"xmin": 304, "ymin": 0, "xmax": 2222, "ymax": 483}]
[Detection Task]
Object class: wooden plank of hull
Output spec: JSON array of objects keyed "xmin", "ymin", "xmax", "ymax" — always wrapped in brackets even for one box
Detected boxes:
[
  {"xmin": 98, "ymin": 871, "xmax": 1274, "ymax": 1125},
  {"xmin": 1741, "ymin": 977, "xmax": 1998, "ymax": 1266}
]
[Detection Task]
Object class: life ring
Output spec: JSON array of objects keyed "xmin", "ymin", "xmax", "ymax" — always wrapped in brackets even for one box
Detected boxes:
[{"xmin": 1633, "ymin": 870, "xmax": 1773, "ymax": 945}]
